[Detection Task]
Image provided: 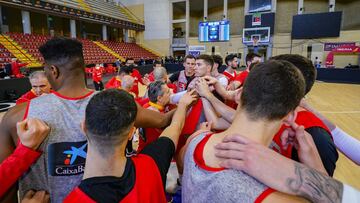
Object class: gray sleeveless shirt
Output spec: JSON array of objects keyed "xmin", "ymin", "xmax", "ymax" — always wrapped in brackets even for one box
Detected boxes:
[
  {"xmin": 182, "ymin": 133, "xmax": 271, "ymax": 203},
  {"xmin": 19, "ymin": 91, "xmax": 95, "ymax": 203}
]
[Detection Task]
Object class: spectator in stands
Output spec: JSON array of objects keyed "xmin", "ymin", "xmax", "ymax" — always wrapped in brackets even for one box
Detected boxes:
[
  {"xmin": 11, "ymin": 58, "xmax": 28, "ymax": 78},
  {"xmin": 4, "ymin": 62, "xmax": 12, "ymax": 78},
  {"xmin": 92, "ymin": 64, "xmax": 104, "ymax": 91},
  {"xmin": 115, "ymin": 59, "xmax": 121, "ymax": 68},
  {"xmin": 0, "ymin": 66, "xmax": 6, "ymax": 79},
  {"xmin": 138, "ymin": 57, "xmax": 145, "ymax": 66},
  {"xmin": 16, "ymin": 71, "xmax": 52, "ymax": 105},
  {"xmin": 169, "ymin": 55, "xmax": 196, "ymax": 92}
]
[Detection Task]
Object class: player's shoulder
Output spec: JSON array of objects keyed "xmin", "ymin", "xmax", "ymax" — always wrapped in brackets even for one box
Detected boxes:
[
  {"xmin": 0, "ymin": 102, "xmax": 27, "ymax": 140},
  {"xmin": 3, "ymin": 102, "xmax": 27, "ymax": 123}
]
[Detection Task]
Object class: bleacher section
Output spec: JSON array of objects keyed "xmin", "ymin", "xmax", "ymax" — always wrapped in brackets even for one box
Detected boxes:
[
  {"xmin": 7, "ymin": 33, "xmax": 50, "ymax": 63},
  {"xmin": 100, "ymin": 41, "xmax": 158, "ymax": 61},
  {"xmin": 0, "ymin": 34, "xmax": 41, "ymax": 67},
  {"xmin": 45, "ymin": 0, "xmax": 85, "ymax": 12},
  {"xmin": 80, "ymin": 39, "xmax": 116, "ymax": 65},
  {"xmin": 1, "ymin": 33, "xmax": 158, "ymax": 66},
  {"xmin": 0, "ymin": 44, "xmax": 14, "ymax": 68},
  {"xmin": 86, "ymin": 0, "xmax": 135, "ymax": 23},
  {"xmin": 45, "ymin": 0, "xmax": 137, "ymax": 23}
]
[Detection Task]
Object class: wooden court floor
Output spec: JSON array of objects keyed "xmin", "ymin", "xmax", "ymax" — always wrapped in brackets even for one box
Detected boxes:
[
  {"xmin": 0, "ymin": 81, "xmax": 359, "ymax": 190},
  {"xmin": 306, "ymin": 82, "xmax": 360, "ymax": 189}
]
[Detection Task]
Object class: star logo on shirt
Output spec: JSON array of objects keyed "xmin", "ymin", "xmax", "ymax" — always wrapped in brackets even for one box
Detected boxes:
[{"xmin": 63, "ymin": 143, "xmax": 87, "ymax": 165}]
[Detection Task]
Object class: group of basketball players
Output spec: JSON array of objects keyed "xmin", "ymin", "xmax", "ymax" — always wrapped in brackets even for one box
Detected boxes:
[{"xmin": 0, "ymin": 37, "xmax": 359, "ymax": 203}]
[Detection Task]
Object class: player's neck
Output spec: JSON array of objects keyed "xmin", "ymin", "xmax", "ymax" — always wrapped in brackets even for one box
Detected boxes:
[
  {"xmin": 226, "ymin": 66, "xmax": 234, "ymax": 73},
  {"xmin": 211, "ymin": 69, "xmax": 220, "ymax": 77},
  {"xmin": 55, "ymin": 75, "xmax": 91, "ymax": 97},
  {"xmin": 222, "ymin": 109, "xmax": 281, "ymax": 146},
  {"xmin": 185, "ymin": 70, "xmax": 193, "ymax": 77},
  {"xmin": 83, "ymin": 143, "xmax": 127, "ymax": 179}
]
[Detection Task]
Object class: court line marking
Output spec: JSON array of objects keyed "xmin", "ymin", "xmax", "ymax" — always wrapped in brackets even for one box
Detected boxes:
[{"xmin": 319, "ymin": 111, "xmax": 360, "ymax": 114}]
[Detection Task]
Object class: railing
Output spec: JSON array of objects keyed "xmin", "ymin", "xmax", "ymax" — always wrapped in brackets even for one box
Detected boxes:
[
  {"xmin": 1, "ymin": 34, "xmax": 37, "ymax": 64},
  {"xmin": 172, "ymin": 38, "xmax": 186, "ymax": 47}
]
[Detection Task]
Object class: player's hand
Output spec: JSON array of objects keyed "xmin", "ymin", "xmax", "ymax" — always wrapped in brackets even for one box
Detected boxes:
[
  {"xmin": 186, "ymin": 77, "xmax": 198, "ymax": 90},
  {"xmin": 203, "ymin": 76, "xmax": 218, "ymax": 85},
  {"xmin": 195, "ymin": 78, "xmax": 212, "ymax": 98},
  {"xmin": 281, "ymin": 122, "xmax": 327, "ymax": 174},
  {"xmin": 214, "ymin": 134, "xmax": 295, "ymax": 193},
  {"xmin": 142, "ymin": 76, "xmax": 151, "ymax": 86},
  {"xmin": 226, "ymin": 82, "xmax": 236, "ymax": 91},
  {"xmin": 17, "ymin": 118, "xmax": 50, "ymax": 150},
  {"xmin": 21, "ymin": 190, "xmax": 50, "ymax": 203},
  {"xmin": 179, "ymin": 89, "xmax": 197, "ymax": 107}
]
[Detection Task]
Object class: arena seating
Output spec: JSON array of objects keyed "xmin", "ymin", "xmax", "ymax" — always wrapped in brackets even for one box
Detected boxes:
[
  {"xmin": 4, "ymin": 33, "xmax": 158, "ymax": 66},
  {"xmin": 0, "ymin": 44, "xmax": 14, "ymax": 68},
  {"xmin": 6, "ymin": 33, "xmax": 115, "ymax": 65},
  {"xmin": 79, "ymin": 39, "xmax": 116, "ymax": 65},
  {"xmin": 46, "ymin": 0, "xmax": 135, "ymax": 23},
  {"xmin": 7, "ymin": 33, "xmax": 50, "ymax": 63},
  {"xmin": 85, "ymin": 0, "xmax": 135, "ymax": 22},
  {"xmin": 100, "ymin": 41, "xmax": 158, "ymax": 61}
]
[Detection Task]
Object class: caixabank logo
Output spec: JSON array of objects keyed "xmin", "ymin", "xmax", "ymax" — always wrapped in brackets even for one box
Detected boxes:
[{"xmin": 48, "ymin": 141, "xmax": 87, "ymax": 176}]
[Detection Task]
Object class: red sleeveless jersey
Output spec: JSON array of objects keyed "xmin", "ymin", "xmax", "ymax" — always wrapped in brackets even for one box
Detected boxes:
[
  {"xmin": 176, "ymin": 99, "xmax": 203, "ymax": 155},
  {"xmin": 64, "ymin": 154, "xmax": 166, "ymax": 203},
  {"xmin": 223, "ymin": 70, "xmax": 237, "ymax": 83},
  {"xmin": 271, "ymin": 110, "xmax": 332, "ymax": 158},
  {"xmin": 135, "ymin": 97, "xmax": 150, "ymax": 106},
  {"xmin": 137, "ymin": 103, "xmax": 164, "ymax": 152}
]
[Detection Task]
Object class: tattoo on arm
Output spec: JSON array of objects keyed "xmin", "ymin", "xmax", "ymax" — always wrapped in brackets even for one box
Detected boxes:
[{"xmin": 286, "ymin": 162, "xmax": 343, "ymax": 203}]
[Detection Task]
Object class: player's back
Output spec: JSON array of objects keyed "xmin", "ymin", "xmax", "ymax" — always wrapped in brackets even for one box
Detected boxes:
[{"xmin": 182, "ymin": 133, "xmax": 273, "ymax": 203}]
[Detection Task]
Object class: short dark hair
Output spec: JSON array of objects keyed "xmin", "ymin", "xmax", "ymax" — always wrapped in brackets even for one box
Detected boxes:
[
  {"xmin": 241, "ymin": 60, "xmax": 305, "ymax": 121},
  {"xmin": 148, "ymin": 81, "xmax": 166, "ymax": 103},
  {"xmin": 184, "ymin": 55, "xmax": 196, "ymax": 62},
  {"xmin": 119, "ymin": 66, "xmax": 131, "ymax": 75},
  {"xmin": 153, "ymin": 61, "xmax": 162, "ymax": 67},
  {"xmin": 39, "ymin": 37, "xmax": 84, "ymax": 69},
  {"xmin": 245, "ymin": 53, "xmax": 261, "ymax": 65},
  {"xmin": 225, "ymin": 54, "xmax": 237, "ymax": 66},
  {"xmin": 271, "ymin": 54, "xmax": 316, "ymax": 94},
  {"xmin": 125, "ymin": 58, "xmax": 134, "ymax": 63},
  {"xmin": 197, "ymin": 54, "xmax": 214, "ymax": 67},
  {"xmin": 248, "ymin": 61, "xmax": 260, "ymax": 71},
  {"xmin": 212, "ymin": 55, "xmax": 223, "ymax": 67},
  {"xmin": 85, "ymin": 89, "xmax": 137, "ymax": 154}
]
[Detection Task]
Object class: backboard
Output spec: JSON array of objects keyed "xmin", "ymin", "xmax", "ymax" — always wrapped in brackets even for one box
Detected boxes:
[{"xmin": 242, "ymin": 27, "xmax": 270, "ymax": 45}]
